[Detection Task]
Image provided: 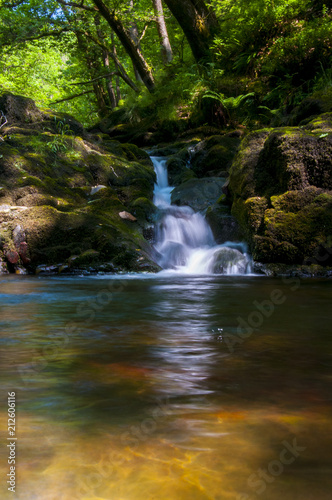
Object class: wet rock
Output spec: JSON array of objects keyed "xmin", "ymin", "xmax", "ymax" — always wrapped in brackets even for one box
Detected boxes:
[
  {"xmin": 253, "ymin": 261, "xmax": 332, "ymax": 278},
  {"xmin": 5, "ymin": 249, "xmax": 19, "ymax": 264},
  {"xmin": 166, "ymin": 155, "xmax": 193, "ymax": 186},
  {"xmin": 13, "ymin": 224, "xmax": 26, "ymax": 248},
  {"xmin": 119, "ymin": 211, "xmax": 137, "ymax": 221},
  {"xmin": 171, "ymin": 177, "xmax": 227, "ymax": 212},
  {"xmin": 212, "ymin": 247, "xmax": 249, "ymax": 274},
  {"xmin": 14, "ymin": 265, "xmax": 28, "ymax": 275},
  {"xmin": 90, "ymin": 185, "xmax": 107, "ymax": 195},
  {"xmin": 205, "ymin": 199, "xmax": 244, "ymax": 243},
  {"xmin": 18, "ymin": 241, "xmax": 30, "ymax": 265}
]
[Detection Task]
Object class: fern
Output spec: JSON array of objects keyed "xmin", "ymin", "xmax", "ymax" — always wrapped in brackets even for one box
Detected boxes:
[{"xmin": 202, "ymin": 91, "xmax": 255, "ymax": 110}]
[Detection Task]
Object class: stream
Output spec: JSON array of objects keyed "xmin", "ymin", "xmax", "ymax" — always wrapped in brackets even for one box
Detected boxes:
[
  {"xmin": 151, "ymin": 156, "xmax": 251, "ymax": 274},
  {"xmin": 0, "ymin": 156, "xmax": 331, "ymax": 500},
  {"xmin": 0, "ymin": 274, "xmax": 331, "ymax": 499}
]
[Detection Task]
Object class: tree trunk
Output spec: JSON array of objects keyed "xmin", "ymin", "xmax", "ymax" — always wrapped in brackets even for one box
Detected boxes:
[
  {"xmin": 95, "ymin": 15, "xmax": 118, "ymax": 108},
  {"xmin": 103, "ymin": 53, "xmax": 118, "ymax": 108},
  {"xmin": 163, "ymin": 0, "xmax": 218, "ymax": 63},
  {"xmin": 152, "ymin": 0, "xmax": 173, "ymax": 64},
  {"xmin": 75, "ymin": 31, "xmax": 108, "ymax": 117},
  {"xmin": 92, "ymin": 0, "xmax": 155, "ymax": 92},
  {"xmin": 128, "ymin": 0, "xmax": 143, "ymax": 81}
]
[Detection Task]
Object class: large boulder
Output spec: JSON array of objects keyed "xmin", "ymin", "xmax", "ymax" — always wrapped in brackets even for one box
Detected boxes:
[
  {"xmin": 190, "ymin": 132, "xmax": 242, "ymax": 178},
  {"xmin": 0, "ymin": 94, "xmax": 160, "ymax": 274},
  {"xmin": 171, "ymin": 177, "xmax": 227, "ymax": 212},
  {"xmin": 205, "ymin": 195, "xmax": 244, "ymax": 243},
  {"xmin": 228, "ymin": 115, "xmax": 332, "ymax": 265}
]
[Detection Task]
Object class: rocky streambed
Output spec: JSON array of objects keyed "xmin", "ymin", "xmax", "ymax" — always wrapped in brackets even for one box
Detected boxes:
[{"xmin": 0, "ymin": 92, "xmax": 331, "ymax": 276}]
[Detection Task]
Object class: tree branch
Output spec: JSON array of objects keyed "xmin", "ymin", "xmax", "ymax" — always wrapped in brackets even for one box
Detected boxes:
[
  {"xmin": 69, "ymin": 71, "xmax": 118, "ymax": 85},
  {"xmin": 50, "ymin": 89, "xmax": 94, "ymax": 104},
  {"xmin": 75, "ymin": 29, "xmax": 140, "ymax": 92},
  {"xmin": 0, "ymin": 111, "xmax": 8, "ymax": 142},
  {"xmin": 138, "ymin": 23, "xmax": 150, "ymax": 44},
  {"xmin": 24, "ymin": 28, "xmax": 71, "ymax": 43},
  {"xmin": 0, "ymin": 111, "xmax": 8, "ymax": 130},
  {"xmin": 57, "ymin": 0, "xmax": 97, "ymax": 13},
  {"xmin": 0, "ymin": 27, "xmax": 71, "ymax": 48}
]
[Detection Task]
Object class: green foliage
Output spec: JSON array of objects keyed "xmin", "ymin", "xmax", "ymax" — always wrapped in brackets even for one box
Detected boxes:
[
  {"xmin": 202, "ymin": 91, "xmax": 255, "ymax": 110},
  {"xmin": 46, "ymin": 117, "xmax": 73, "ymax": 153},
  {"xmin": 0, "ymin": 0, "xmax": 331, "ymax": 130}
]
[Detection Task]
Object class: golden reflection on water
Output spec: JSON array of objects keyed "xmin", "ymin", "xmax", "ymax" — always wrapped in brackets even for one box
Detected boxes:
[
  {"xmin": 0, "ymin": 276, "xmax": 332, "ymax": 499},
  {"xmin": 1, "ymin": 407, "xmax": 332, "ymax": 500}
]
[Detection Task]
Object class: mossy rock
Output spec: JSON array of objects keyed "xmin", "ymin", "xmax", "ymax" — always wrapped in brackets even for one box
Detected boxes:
[
  {"xmin": 166, "ymin": 156, "xmax": 190, "ymax": 186},
  {"xmin": 73, "ymin": 249, "xmax": 100, "ymax": 265},
  {"xmin": 229, "ymin": 122, "xmax": 332, "ymax": 200},
  {"xmin": 254, "ymin": 129, "xmax": 332, "ymax": 196},
  {"xmin": 116, "ymin": 179, "xmax": 154, "ymax": 206},
  {"xmin": 264, "ymin": 203, "xmax": 332, "ymax": 255},
  {"xmin": 108, "ymin": 158, "xmax": 155, "ymax": 188},
  {"xmin": 231, "ymin": 196, "xmax": 268, "ymax": 245},
  {"xmin": 270, "ymin": 186, "xmax": 324, "ymax": 212},
  {"xmin": 190, "ymin": 134, "xmax": 241, "ymax": 178},
  {"xmin": 228, "ymin": 129, "xmax": 271, "ymax": 200},
  {"xmin": 129, "ymin": 197, "xmax": 157, "ymax": 222},
  {"xmin": 303, "ymin": 112, "xmax": 332, "ymax": 134},
  {"xmin": 289, "ymin": 91, "xmax": 332, "ymax": 126},
  {"xmin": 0, "ymin": 93, "xmax": 44, "ymax": 124},
  {"xmin": 253, "ymin": 236, "xmax": 302, "ymax": 264},
  {"xmin": 0, "ymin": 93, "xmax": 163, "ymax": 274},
  {"xmin": 120, "ymin": 143, "xmax": 152, "ymax": 166}
]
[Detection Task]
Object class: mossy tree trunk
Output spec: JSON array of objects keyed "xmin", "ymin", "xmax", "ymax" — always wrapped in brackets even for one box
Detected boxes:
[{"xmin": 163, "ymin": 0, "xmax": 218, "ymax": 63}]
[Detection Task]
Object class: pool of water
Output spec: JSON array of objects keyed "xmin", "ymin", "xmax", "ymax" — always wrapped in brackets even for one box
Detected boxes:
[{"xmin": 0, "ymin": 274, "xmax": 331, "ymax": 499}]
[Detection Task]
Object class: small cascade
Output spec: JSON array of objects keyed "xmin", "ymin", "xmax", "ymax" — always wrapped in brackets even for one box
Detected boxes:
[{"xmin": 152, "ymin": 156, "xmax": 251, "ymax": 275}]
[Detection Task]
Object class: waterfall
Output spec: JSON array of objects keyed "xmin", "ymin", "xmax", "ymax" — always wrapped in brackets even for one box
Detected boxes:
[{"xmin": 152, "ymin": 156, "xmax": 251, "ymax": 275}]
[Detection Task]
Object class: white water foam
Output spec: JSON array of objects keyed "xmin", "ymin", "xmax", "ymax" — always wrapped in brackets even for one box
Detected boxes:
[{"xmin": 151, "ymin": 156, "xmax": 251, "ymax": 275}]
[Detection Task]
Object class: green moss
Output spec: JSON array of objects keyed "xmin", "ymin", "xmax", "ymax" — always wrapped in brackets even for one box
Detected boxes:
[
  {"xmin": 231, "ymin": 196, "xmax": 268, "ymax": 246},
  {"xmin": 216, "ymin": 194, "xmax": 228, "ymax": 205},
  {"xmin": 264, "ymin": 202, "xmax": 332, "ymax": 260},
  {"xmin": 129, "ymin": 197, "xmax": 157, "ymax": 222},
  {"xmin": 74, "ymin": 249, "xmax": 100, "ymax": 265},
  {"xmin": 120, "ymin": 143, "xmax": 151, "ymax": 165},
  {"xmin": 229, "ymin": 129, "xmax": 270, "ymax": 200},
  {"xmin": 191, "ymin": 135, "xmax": 241, "ymax": 177},
  {"xmin": 16, "ymin": 175, "xmax": 45, "ymax": 189},
  {"xmin": 271, "ymin": 187, "xmax": 324, "ymax": 212},
  {"xmin": 253, "ymin": 235, "xmax": 301, "ymax": 264}
]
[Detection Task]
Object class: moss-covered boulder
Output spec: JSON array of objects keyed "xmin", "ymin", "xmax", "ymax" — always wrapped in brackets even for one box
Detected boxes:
[
  {"xmin": 0, "ymin": 93, "xmax": 160, "ymax": 274},
  {"xmin": 228, "ymin": 117, "xmax": 332, "ymax": 266},
  {"xmin": 190, "ymin": 132, "xmax": 242, "ymax": 178}
]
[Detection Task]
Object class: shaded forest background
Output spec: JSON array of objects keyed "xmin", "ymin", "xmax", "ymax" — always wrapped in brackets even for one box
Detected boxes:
[{"xmin": 0, "ymin": 0, "xmax": 332, "ymax": 130}]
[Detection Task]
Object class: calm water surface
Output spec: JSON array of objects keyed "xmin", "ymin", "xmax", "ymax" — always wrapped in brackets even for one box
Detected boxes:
[{"xmin": 0, "ymin": 274, "xmax": 331, "ymax": 500}]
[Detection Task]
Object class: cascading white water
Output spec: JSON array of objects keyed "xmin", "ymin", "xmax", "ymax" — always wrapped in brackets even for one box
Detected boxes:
[{"xmin": 152, "ymin": 156, "xmax": 251, "ymax": 275}]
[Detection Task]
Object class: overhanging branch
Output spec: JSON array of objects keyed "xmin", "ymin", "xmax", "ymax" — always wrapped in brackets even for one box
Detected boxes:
[
  {"xmin": 69, "ymin": 72, "xmax": 118, "ymax": 86},
  {"xmin": 57, "ymin": 0, "xmax": 97, "ymax": 13},
  {"xmin": 50, "ymin": 89, "xmax": 94, "ymax": 104}
]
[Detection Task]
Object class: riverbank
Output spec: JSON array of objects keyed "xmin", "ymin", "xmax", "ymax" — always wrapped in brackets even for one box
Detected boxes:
[{"xmin": 0, "ymin": 93, "xmax": 331, "ymax": 277}]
